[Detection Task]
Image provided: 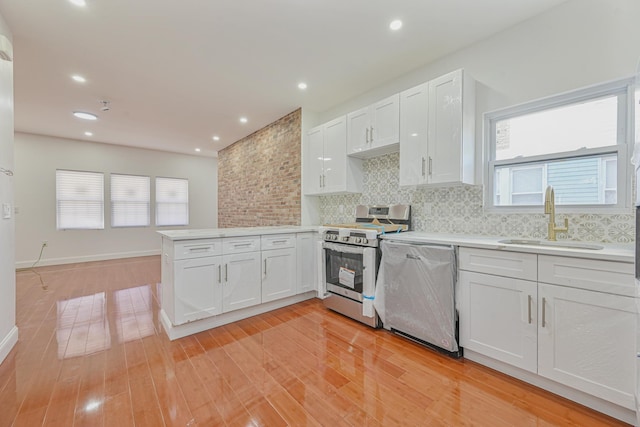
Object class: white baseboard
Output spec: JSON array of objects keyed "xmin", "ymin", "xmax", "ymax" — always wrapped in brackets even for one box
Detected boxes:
[
  {"xmin": 15, "ymin": 249, "xmax": 161, "ymax": 269},
  {"xmin": 161, "ymin": 291, "xmax": 317, "ymax": 341},
  {"xmin": 0, "ymin": 326, "xmax": 18, "ymax": 365}
]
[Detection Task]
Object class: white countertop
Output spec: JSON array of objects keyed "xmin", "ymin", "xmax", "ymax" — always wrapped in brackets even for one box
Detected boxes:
[
  {"xmin": 381, "ymin": 232, "xmax": 634, "ymax": 263},
  {"xmin": 158, "ymin": 225, "xmax": 319, "ymax": 241}
]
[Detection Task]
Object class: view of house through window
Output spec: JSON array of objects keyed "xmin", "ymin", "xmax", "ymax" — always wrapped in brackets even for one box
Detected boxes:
[{"xmin": 487, "ymin": 80, "xmax": 631, "ymax": 210}]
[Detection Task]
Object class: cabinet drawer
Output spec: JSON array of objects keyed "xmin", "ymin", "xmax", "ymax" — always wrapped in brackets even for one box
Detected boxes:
[
  {"xmin": 459, "ymin": 247, "xmax": 537, "ymax": 281},
  {"xmin": 261, "ymin": 234, "xmax": 295, "ymax": 250},
  {"xmin": 223, "ymin": 236, "xmax": 261, "ymax": 254},
  {"xmin": 174, "ymin": 239, "xmax": 222, "ymax": 260},
  {"xmin": 538, "ymin": 255, "xmax": 634, "ymax": 297}
]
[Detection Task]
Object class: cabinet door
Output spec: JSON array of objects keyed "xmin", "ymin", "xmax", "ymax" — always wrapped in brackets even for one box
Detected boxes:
[
  {"xmin": 538, "ymin": 283, "xmax": 636, "ymax": 410},
  {"xmin": 459, "ymin": 271, "xmax": 537, "ymax": 372},
  {"xmin": 322, "ymin": 116, "xmax": 348, "ymax": 193},
  {"xmin": 262, "ymin": 248, "xmax": 296, "ymax": 303},
  {"xmin": 174, "ymin": 256, "xmax": 223, "ymax": 324},
  {"xmin": 399, "ymin": 83, "xmax": 428, "ymax": 186},
  {"xmin": 305, "ymin": 125, "xmax": 324, "ymax": 195},
  {"xmin": 296, "ymin": 232, "xmax": 317, "ymax": 294},
  {"xmin": 346, "ymin": 106, "xmax": 370, "ymax": 156},
  {"xmin": 428, "ymin": 70, "xmax": 463, "ymax": 184},
  {"xmin": 222, "ymin": 252, "xmax": 261, "ymax": 313},
  {"xmin": 371, "ymin": 93, "xmax": 399, "ymax": 149}
]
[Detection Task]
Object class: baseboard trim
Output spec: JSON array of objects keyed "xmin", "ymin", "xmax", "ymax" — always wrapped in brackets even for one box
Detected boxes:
[
  {"xmin": 161, "ymin": 291, "xmax": 317, "ymax": 341},
  {"xmin": 0, "ymin": 326, "xmax": 18, "ymax": 366},
  {"xmin": 15, "ymin": 249, "xmax": 161, "ymax": 269}
]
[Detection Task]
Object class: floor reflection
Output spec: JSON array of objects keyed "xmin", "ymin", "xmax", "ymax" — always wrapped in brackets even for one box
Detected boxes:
[
  {"xmin": 56, "ymin": 292, "xmax": 111, "ymax": 359},
  {"xmin": 56, "ymin": 284, "xmax": 155, "ymax": 359},
  {"xmin": 114, "ymin": 284, "xmax": 155, "ymax": 343}
]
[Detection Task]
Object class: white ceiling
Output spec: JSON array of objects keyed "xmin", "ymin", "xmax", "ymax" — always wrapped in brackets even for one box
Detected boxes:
[{"xmin": 0, "ymin": 0, "xmax": 568, "ymax": 157}]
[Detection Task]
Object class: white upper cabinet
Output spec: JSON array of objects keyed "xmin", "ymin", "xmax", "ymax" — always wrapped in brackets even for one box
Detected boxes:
[
  {"xmin": 304, "ymin": 116, "xmax": 363, "ymax": 196},
  {"xmin": 347, "ymin": 94, "xmax": 400, "ymax": 159},
  {"xmin": 400, "ymin": 69, "xmax": 475, "ymax": 186},
  {"xmin": 399, "ymin": 83, "xmax": 429, "ymax": 186}
]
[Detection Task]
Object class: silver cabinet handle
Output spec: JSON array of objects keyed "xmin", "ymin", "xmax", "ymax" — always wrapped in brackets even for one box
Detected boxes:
[
  {"xmin": 541, "ymin": 297, "xmax": 547, "ymax": 327},
  {"xmin": 365, "ymin": 127, "xmax": 370, "ymax": 143},
  {"xmin": 370, "ymin": 126, "xmax": 374, "ymax": 143},
  {"xmin": 322, "ymin": 174, "xmax": 326, "ymax": 188},
  {"xmin": 319, "ymin": 174, "xmax": 322, "ymax": 188},
  {"xmin": 218, "ymin": 264, "xmax": 221, "ymax": 283},
  {"xmin": 264, "ymin": 258, "xmax": 267, "ymax": 276},
  {"xmin": 428, "ymin": 157, "xmax": 433, "ymax": 175},
  {"xmin": 225, "ymin": 264, "xmax": 228, "ymax": 282},
  {"xmin": 421, "ymin": 157, "xmax": 425, "ymax": 177},
  {"xmin": 527, "ymin": 295, "xmax": 532, "ymax": 324}
]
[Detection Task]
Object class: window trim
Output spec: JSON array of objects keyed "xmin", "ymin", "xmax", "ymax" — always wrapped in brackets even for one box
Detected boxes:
[{"xmin": 483, "ymin": 76, "xmax": 633, "ymax": 214}]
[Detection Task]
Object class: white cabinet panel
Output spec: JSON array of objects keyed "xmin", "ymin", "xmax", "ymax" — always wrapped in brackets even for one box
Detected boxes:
[
  {"xmin": 261, "ymin": 234, "xmax": 295, "ymax": 250},
  {"xmin": 296, "ymin": 232, "xmax": 317, "ymax": 294},
  {"xmin": 399, "ymin": 69, "xmax": 474, "ymax": 187},
  {"xmin": 459, "ymin": 247, "xmax": 537, "ymax": 281},
  {"xmin": 538, "ymin": 283, "xmax": 636, "ymax": 410},
  {"xmin": 347, "ymin": 94, "xmax": 399, "ymax": 159},
  {"xmin": 222, "ymin": 252, "xmax": 262, "ymax": 312},
  {"xmin": 174, "ymin": 239, "xmax": 222, "ymax": 260},
  {"xmin": 399, "ymin": 83, "xmax": 429, "ymax": 186},
  {"xmin": 262, "ymin": 248, "xmax": 296, "ymax": 303},
  {"xmin": 304, "ymin": 116, "xmax": 363, "ymax": 195},
  {"xmin": 222, "ymin": 236, "xmax": 261, "ymax": 254},
  {"xmin": 459, "ymin": 271, "xmax": 537, "ymax": 372},
  {"xmin": 174, "ymin": 256, "xmax": 222, "ymax": 324}
]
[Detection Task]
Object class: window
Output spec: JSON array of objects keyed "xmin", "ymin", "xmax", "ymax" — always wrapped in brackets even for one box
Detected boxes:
[
  {"xmin": 486, "ymin": 78, "xmax": 632, "ymax": 211},
  {"xmin": 111, "ymin": 174, "xmax": 150, "ymax": 227},
  {"xmin": 156, "ymin": 177, "xmax": 189, "ymax": 226},
  {"xmin": 56, "ymin": 170, "xmax": 104, "ymax": 229}
]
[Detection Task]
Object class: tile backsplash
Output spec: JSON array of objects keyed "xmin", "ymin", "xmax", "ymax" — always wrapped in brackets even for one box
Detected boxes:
[{"xmin": 319, "ymin": 152, "xmax": 635, "ymax": 243}]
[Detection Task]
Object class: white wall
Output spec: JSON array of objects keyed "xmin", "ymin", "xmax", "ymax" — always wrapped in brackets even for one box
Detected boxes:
[
  {"xmin": 0, "ymin": 11, "xmax": 17, "ymax": 365},
  {"xmin": 315, "ymin": 0, "xmax": 640, "ymax": 184},
  {"xmin": 14, "ymin": 133, "xmax": 218, "ymax": 267}
]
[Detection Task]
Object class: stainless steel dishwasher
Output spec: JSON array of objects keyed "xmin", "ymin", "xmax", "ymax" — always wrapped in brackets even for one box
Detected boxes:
[{"xmin": 375, "ymin": 240, "xmax": 461, "ymax": 358}]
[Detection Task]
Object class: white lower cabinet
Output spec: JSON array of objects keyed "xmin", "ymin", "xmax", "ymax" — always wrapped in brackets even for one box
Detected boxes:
[
  {"xmin": 173, "ymin": 256, "xmax": 223, "ymax": 324},
  {"xmin": 459, "ymin": 247, "xmax": 636, "ymax": 413},
  {"xmin": 537, "ymin": 283, "xmax": 636, "ymax": 410},
  {"xmin": 222, "ymin": 251, "xmax": 262, "ymax": 313},
  {"xmin": 459, "ymin": 270, "xmax": 537, "ymax": 373},
  {"xmin": 262, "ymin": 248, "xmax": 296, "ymax": 303}
]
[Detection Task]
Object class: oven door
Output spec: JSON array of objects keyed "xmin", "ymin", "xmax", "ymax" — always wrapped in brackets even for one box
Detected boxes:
[{"xmin": 323, "ymin": 242, "xmax": 377, "ymax": 302}]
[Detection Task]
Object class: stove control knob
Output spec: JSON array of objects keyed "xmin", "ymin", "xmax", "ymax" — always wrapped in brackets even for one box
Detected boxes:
[
  {"xmin": 332, "ymin": 235, "xmax": 338, "ymax": 241},
  {"xmin": 342, "ymin": 236, "xmax": 349, "ymax": 242},
  {"xmin": 355, "ymin": 237, "xmax": 361, "ymax": 243},
  {"xmin": 362, "ymin": 238, "xmax": 368, "ymax": 244}
]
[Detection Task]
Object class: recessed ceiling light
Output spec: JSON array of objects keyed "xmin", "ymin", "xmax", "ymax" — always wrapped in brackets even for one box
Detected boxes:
[
  {"xmin": 390, "ymin": 19, "xmax": 403, "ymax": 31},
  {"xmin": 212, "ymin": 136, "xmax": 220, "ymax": 141},
  {"xmin": 69, "ymin": 0, "xmax": 87, "ymax": 6},
  {"xmin": 195, "ymin": 148, "xmax": 201, "ymax": 152},
  {"xmin": 71, "ymin": 75, "xmax": 86, "ymax": 83},
  {"xmin": 298, "ymin": 82, "xmax": 307, "ymax": 90},
  {"xmin": 84, "ymin": 131, "xmax": 93, "ymax": 136},
  {"xmin": 239, "ymin": 117, "xmax": 248, "ymax": 124},
  {"xmin": 73, "ymin": 111, "xmax": 97, "ymax": 120}
]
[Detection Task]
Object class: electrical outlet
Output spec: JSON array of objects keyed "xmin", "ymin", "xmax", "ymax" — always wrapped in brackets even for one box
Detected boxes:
[{"xmin": 42, "ymin": 241, "xmax": 48, "ymax": 247}]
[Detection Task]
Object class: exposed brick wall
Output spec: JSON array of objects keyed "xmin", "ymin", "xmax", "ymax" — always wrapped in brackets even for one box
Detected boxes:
[{"xmin": 218, "ymin": 109, "xmax": 301, "ymax": 227}]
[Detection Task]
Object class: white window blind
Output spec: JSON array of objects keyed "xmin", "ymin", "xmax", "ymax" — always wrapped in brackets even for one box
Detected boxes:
[
  {"xmin": 156, "ymin": 177, "xmax": 189, "ymax": 226},
  {"xmin": 56, "ymin": 170, "xmax": 104, "ymax": 230},
  {"xmin": 111, "ymin": 174, "xmax": 150, "ymax": 227}
]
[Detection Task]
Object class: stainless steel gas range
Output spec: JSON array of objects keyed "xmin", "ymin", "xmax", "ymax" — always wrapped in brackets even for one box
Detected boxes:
[{"xmin": 321, "ymin": 204, "xmax": 411, "ymax": 327}]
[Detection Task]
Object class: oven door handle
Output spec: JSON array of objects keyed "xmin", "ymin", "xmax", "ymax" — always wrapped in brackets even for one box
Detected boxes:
[{"xmin": 322, "ymin": 241, "xmax": 367, "ymax": 254}]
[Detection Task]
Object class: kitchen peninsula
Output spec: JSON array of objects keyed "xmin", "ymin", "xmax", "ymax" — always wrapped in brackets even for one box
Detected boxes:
[{"xmin": 158, "ymin": 226, "xmax": 318, "ymax": 340}]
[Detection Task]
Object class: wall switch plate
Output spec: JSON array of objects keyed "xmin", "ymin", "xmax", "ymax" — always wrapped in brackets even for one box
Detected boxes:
[{"xmin": 2, "ymin": 203, "xmax": 11, "ymax": 219}]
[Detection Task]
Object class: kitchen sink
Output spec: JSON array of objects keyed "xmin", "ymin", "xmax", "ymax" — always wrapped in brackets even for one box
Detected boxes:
[{"xmin": 497, "ymin": 239, "xmax": 604, "ymax": 250}]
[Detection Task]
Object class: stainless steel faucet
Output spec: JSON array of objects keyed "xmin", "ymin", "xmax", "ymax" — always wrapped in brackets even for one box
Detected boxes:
[{"xmin": 544, "ymin": 185, "xmax": 568, "ymax": 241}]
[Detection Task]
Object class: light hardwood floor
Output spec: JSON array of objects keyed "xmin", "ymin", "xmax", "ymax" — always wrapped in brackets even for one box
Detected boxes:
[{"xmin": 0, "ymin": 256, "xmax": 630, "ymax": 426}]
